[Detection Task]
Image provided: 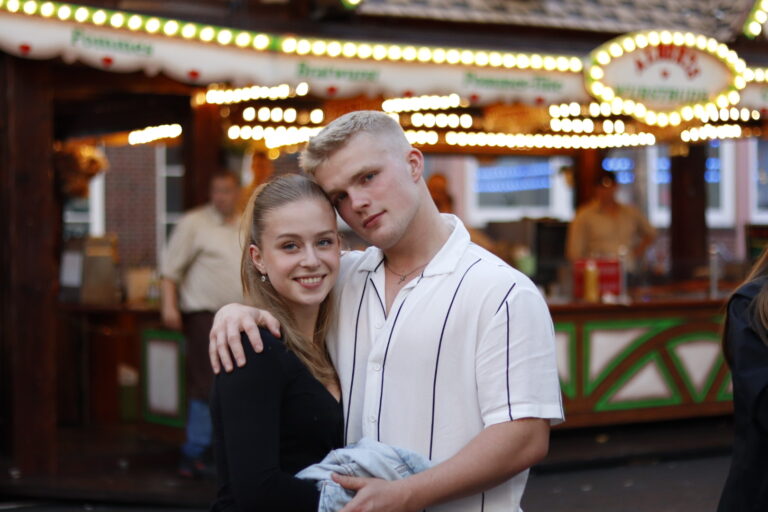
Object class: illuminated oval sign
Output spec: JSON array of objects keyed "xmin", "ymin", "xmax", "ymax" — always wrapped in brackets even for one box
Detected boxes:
[{"xmin": 585, "ymin": 31, "xmax": 748, "ymax": 127}]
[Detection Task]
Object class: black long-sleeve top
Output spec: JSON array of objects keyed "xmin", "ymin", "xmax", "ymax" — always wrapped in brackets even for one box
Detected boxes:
[
  {"xmin": 210, "ymin": 329, "xmax": 344, "ymax": 512},
  {"xmin": 718, "ymin": 277, "xmax": 768, "ymax": 512}
]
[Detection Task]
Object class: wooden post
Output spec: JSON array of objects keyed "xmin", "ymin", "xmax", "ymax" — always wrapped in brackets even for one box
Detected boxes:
[
  {"xmin": 670, "ymin": 144, "xmax": 708, "ymax": 280},
  {"xmin": 183, "ymin": 103, "xmax": 222, "ymax": 209},
  {"xmin": 573, "ymin": 148, "xmax": 601, "ymax": 209},
  {"xmin": 0, "ymin": 56, "xmax": 58, "ymax": 474}
]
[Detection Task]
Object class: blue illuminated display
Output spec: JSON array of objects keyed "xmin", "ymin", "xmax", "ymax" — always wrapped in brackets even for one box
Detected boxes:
[
  {"xmin": 602, "ymin": 157, "xmax": 635, "ymax": 172},
  {"xmin": 656, "ymin": 157, "xmax": 720, "ymax": 184},
  {"xmin": 476, "ymin": 162, "xmax": 552, "ymax": 193}
]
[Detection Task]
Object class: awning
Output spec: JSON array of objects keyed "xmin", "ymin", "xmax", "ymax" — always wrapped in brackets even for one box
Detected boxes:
[{"xmin": 0, "ymin": 8, "xmax": 589, "ymax": 106}]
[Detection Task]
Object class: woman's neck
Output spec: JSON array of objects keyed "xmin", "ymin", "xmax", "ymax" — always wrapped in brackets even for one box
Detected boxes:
[{"xmin": 290, "ymin": 304, "xmax": 320, "ymax": 343}]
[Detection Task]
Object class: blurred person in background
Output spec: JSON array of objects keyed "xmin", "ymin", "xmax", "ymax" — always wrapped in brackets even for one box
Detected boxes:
[
  {"xmin": 717, "ymin": 248, "xmax": 768, "ymax": 511},
  {"xmin": 566, "ymin": 170, "xmax": 655, "ymax": 274},
  {"xmin": 426, "ymin": 172, "xmax": 497, "ymax": 253},
  {"xmin": 161, "ymin": 170, "xmax": 243, "ymax": 478}
]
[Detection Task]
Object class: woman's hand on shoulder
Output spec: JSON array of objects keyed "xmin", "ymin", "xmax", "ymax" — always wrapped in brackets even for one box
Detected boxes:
[{"xmin": 209, "ymin": 303, "xmax": 282, "ymax": 374}]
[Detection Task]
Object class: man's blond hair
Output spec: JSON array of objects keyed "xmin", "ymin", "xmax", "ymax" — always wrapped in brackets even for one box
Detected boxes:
[{"xmin": 299, "ymin": 110, "xmax": 410, "ymax": 175}]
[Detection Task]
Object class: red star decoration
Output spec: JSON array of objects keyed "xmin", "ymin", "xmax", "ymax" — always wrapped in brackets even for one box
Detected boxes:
[
  {"xmin": 19, "ymin": 44, "xmax": 31, "ymax": 55},
  {"xmin": 470, "ymin": 93, "xmax": 479, "ymax": 103},
  {"xmin": 102, "ymin": 56, "xmax": 113, "ymax": 68},
  {"xmin": 326, "ymin": 86, "xmax": 338, "ymax": 96},
  {"xmin": 188, "ymin": 70, "xmax": 200, "ymax": 81},
  {"xmin": 661, "ymin": 68, "xmax": 669, "ymax": 79},
  {"xmin": 403, "ymin": 90, "xmax": 414, "ymax": 97}
]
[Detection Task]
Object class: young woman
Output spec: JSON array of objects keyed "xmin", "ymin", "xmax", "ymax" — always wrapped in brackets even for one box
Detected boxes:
[
  {"xmin": 717, "ymin": 248, "xmax": 768, "ymax": 511},
  {"xmin": 210, "ymin": 173, "xmax": 343, "ymax": 511}
]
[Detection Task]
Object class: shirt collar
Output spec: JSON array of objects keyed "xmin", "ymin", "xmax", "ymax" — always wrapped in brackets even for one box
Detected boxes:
[
  {"xmin": 356, "ymin": 214, "xmax": 471, "ymax": 276},
  {"xmin": 206, "ymin": 204, "xmax": 232, "ymax": 226}
]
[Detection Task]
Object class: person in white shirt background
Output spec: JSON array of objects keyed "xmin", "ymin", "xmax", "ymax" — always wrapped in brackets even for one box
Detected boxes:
[{"xmin": 209, "ymin": 110, "xmax": 563, "ymax": 512}]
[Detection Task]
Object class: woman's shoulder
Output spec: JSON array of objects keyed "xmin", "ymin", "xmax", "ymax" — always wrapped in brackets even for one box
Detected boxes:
[
  {"xmin": 230, "ymin": 328, "xmax": 293, "ymax": 372},
  {"xmin": 731, "ymin": 277, "xmax": 768, "ymax": 305}
]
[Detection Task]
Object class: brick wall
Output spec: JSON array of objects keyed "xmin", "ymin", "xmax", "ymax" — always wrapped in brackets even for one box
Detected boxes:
[{"xmin": 104, "ymin": 145, "xmax": 157, "ymax": 273}]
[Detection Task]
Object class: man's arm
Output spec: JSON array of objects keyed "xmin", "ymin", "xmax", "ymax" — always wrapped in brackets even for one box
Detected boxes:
[
  {"xmin": 160, "ymin": 278, "xmax": 182, "ymax": 331},
  {"xmin": 208, "ymin": 303, "xmax": 282, "ymax": 373},
  {"xmin": 334, "ymin": 418, "xmax": 549, "ymax": 512},
  {"xmin": 565, "ymin": 212, "xmax": 585, "ymax": 261}
]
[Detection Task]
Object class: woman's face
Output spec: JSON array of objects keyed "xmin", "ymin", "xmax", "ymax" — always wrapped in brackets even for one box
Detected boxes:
[{"xmin": 250, "ymin": 197, "xmax": 340, "ymax": 316}]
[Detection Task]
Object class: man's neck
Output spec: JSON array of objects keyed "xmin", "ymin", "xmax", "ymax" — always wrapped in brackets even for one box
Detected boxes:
[{"xmin": 383, "ymin": 206, "xmax": 452, "ymax": 274}]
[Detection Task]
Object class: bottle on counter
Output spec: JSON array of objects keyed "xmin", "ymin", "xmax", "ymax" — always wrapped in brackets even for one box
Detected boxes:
[{"xmin": 583, "ymin": 259, "xmax": 600, "ymax": 303}]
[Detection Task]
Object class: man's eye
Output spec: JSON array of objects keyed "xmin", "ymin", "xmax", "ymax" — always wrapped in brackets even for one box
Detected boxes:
[
  {"xmin": 363, "ymin": 172, "xmax": 376, "ymax": 182},
  {"xmin": 333, "ymin": 193, "xmax": 348, "ymax": 204}
]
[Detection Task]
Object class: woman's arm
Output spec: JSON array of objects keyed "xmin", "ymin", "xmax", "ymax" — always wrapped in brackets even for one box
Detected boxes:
[{"xmin": 212, "ymin": 334, "xmax": 319, "ymax": 511}]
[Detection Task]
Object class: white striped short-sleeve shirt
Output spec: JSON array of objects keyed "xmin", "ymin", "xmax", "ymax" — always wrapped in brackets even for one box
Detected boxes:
[{"xmin": 328, "ymin": 215, "xmax": 563, "ymax": 512}]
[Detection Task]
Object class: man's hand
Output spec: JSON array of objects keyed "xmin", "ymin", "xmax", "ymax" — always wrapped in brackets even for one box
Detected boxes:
[
  {"xmin": 208, "ymin": 303, "xmax": 281, "ymax": 374},
  {"xmin": 333, "ymin": 474, "xmax": 417, "ymax": 512}
]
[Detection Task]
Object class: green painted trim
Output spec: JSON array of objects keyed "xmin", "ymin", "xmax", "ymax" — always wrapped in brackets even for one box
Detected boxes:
[
  {"xmin": 717, "ymin": 370, "xmax": 734, "ymax": 402},
  {"xmin": 594, "ymin": 351, "xmax": 683, "ymax": 411},
  {"xmin": 554, "ymin": 322, "xmax": 577, "ymax": 399},
  {"xmin": 141, "ymin": 329, "xmax": 187, "ymax": 428},
  {"xmin": 666, "ymin": 333, "xmax": 723, "ymax": 403},
  {"xmin": 583, "ymin": 318, "xmax": 682, "ymax": 396}
]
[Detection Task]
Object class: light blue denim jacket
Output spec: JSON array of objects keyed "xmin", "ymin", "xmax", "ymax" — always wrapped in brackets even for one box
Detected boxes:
[{"xmin": 296, "ymin": 437, "xmax": 433, "ymax": 512}]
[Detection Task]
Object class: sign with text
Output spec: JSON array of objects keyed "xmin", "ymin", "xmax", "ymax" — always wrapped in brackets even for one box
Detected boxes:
[
  {"xmin": 586, "ymin": 31, "xmax": 745, "ymax": 120},
  {"xmin": 602, "ymin": 45, "xmax": 731, "ymax": 111}
]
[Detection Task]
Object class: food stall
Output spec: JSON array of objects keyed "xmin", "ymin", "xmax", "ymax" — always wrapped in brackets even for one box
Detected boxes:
[{"xmin": 2, "ymin": 0, "xmax": 768, "ymax": 478}]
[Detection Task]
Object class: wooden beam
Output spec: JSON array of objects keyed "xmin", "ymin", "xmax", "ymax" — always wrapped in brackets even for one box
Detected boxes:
[
  {"xmin": 183, "ymin": 103, "xmax": 223, "ymax": 209},
  {"xmin": 670, "ymin": 144, "xmax": 708, "ymax": 280},
  {"xmin": 0, "ymin": 55, "xmax": 58, "ymax": 474}
]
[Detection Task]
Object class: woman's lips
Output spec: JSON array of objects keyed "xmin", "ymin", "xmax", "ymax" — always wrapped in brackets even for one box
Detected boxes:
[{"xmin": 295, "ymin": 275, "xmax": 324, "ymax": 288}]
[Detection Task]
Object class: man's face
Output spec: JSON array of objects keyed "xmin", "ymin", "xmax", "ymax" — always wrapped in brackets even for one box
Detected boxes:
[
  {"xmin": 210, "ymin": 176, "xmax": 239, "ymax": 217},
  {"xmin": 314, "ymin": 132, "xmax": 422, "ymax": 250},
  {"xmin": 595, "ymin": 181, "xmax": 617, "ymax": 205}
]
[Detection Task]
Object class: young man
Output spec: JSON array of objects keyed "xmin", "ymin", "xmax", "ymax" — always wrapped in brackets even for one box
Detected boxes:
[
  {"xmin": 210, "ymin": 111, "xmax": 563, "ymax": 511},
  {"xmin": 161, "ymin": 170, "xmax": 243, "ymax": 478}
]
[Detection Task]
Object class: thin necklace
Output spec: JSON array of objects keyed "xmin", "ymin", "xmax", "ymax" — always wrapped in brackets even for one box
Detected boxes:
[{"xmin": 385, "ymin": 260, "xmax": 428, "ymax": 284}]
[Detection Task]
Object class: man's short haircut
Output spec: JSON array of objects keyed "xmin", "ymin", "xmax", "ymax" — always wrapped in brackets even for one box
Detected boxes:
[
  {"xmin": 594, "ymin": 170, "xmax": 617, "ymax": 188},
  {"xmin": 299, "ymin": 110, "xmax": 410, "ymax": 175}
]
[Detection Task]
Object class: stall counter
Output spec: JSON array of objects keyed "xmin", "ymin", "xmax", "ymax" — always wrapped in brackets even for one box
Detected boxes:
[{"xmin": 550, "ymin": 298, "xmax": 732, "ymax": 427}]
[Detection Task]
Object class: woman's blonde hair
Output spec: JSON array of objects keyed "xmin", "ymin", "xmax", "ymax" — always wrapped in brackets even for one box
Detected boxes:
[
  {"xmin": 722, "ymin": 247, "xmax": 768, "ymax": 365},
  {"xmin": 240, "ymin": 173, "xmax": 338, "ymax": 387}
]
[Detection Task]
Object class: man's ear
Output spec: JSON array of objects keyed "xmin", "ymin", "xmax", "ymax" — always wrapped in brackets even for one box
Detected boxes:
[
  {"xmin": 250, "ymin": 244, "xmax": 265, "ymax": 274},
  {"xmin": 406, "ymin": 147, "xmax": 425, "ymax": 183}
]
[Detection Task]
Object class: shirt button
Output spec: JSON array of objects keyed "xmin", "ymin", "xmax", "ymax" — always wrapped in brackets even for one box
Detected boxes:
[
  {"xmin": 372, "ymin": 363, "xmax": 381, "ymax": 372},
  {"xmin": 368, "ymin": 415, "xmax": 377, "ymax": 423}
]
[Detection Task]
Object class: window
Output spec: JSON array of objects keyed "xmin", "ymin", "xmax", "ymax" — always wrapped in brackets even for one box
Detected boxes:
[
  {"xmin": 155, "ymin": 144, "xmax": 185, "ymax": 263},
  {"xmin": 466, "ymin": 155, "xmax": 574, "ymax": 225},
  {"xmin": 648, "ymin": 141, "xmax": 734, "ymax": 228},
  {"xmin": 62, "ymin": 172, "xmax": 105, "ymax": 239},
  {"xmin": 750, "ymin": 139, "xmax": 768, "ymax": 223}
]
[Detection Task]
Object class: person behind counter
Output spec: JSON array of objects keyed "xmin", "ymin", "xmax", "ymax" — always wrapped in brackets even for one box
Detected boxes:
[
  {"xmin": 717, "ymin": 248, "xmax": 768, "ymax": 511},
  {"xmin": 160, "ymin": 170, "xmax": 243, "ymax": 478},
  {"xmin": 565, "ymin": 170, "xmax": 656, "ymax": 274}
]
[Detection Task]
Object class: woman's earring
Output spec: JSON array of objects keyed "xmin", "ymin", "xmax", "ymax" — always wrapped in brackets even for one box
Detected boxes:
[{"xmin": 260, "ymin": 274, "xmax": 267, "ymax": 283}]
